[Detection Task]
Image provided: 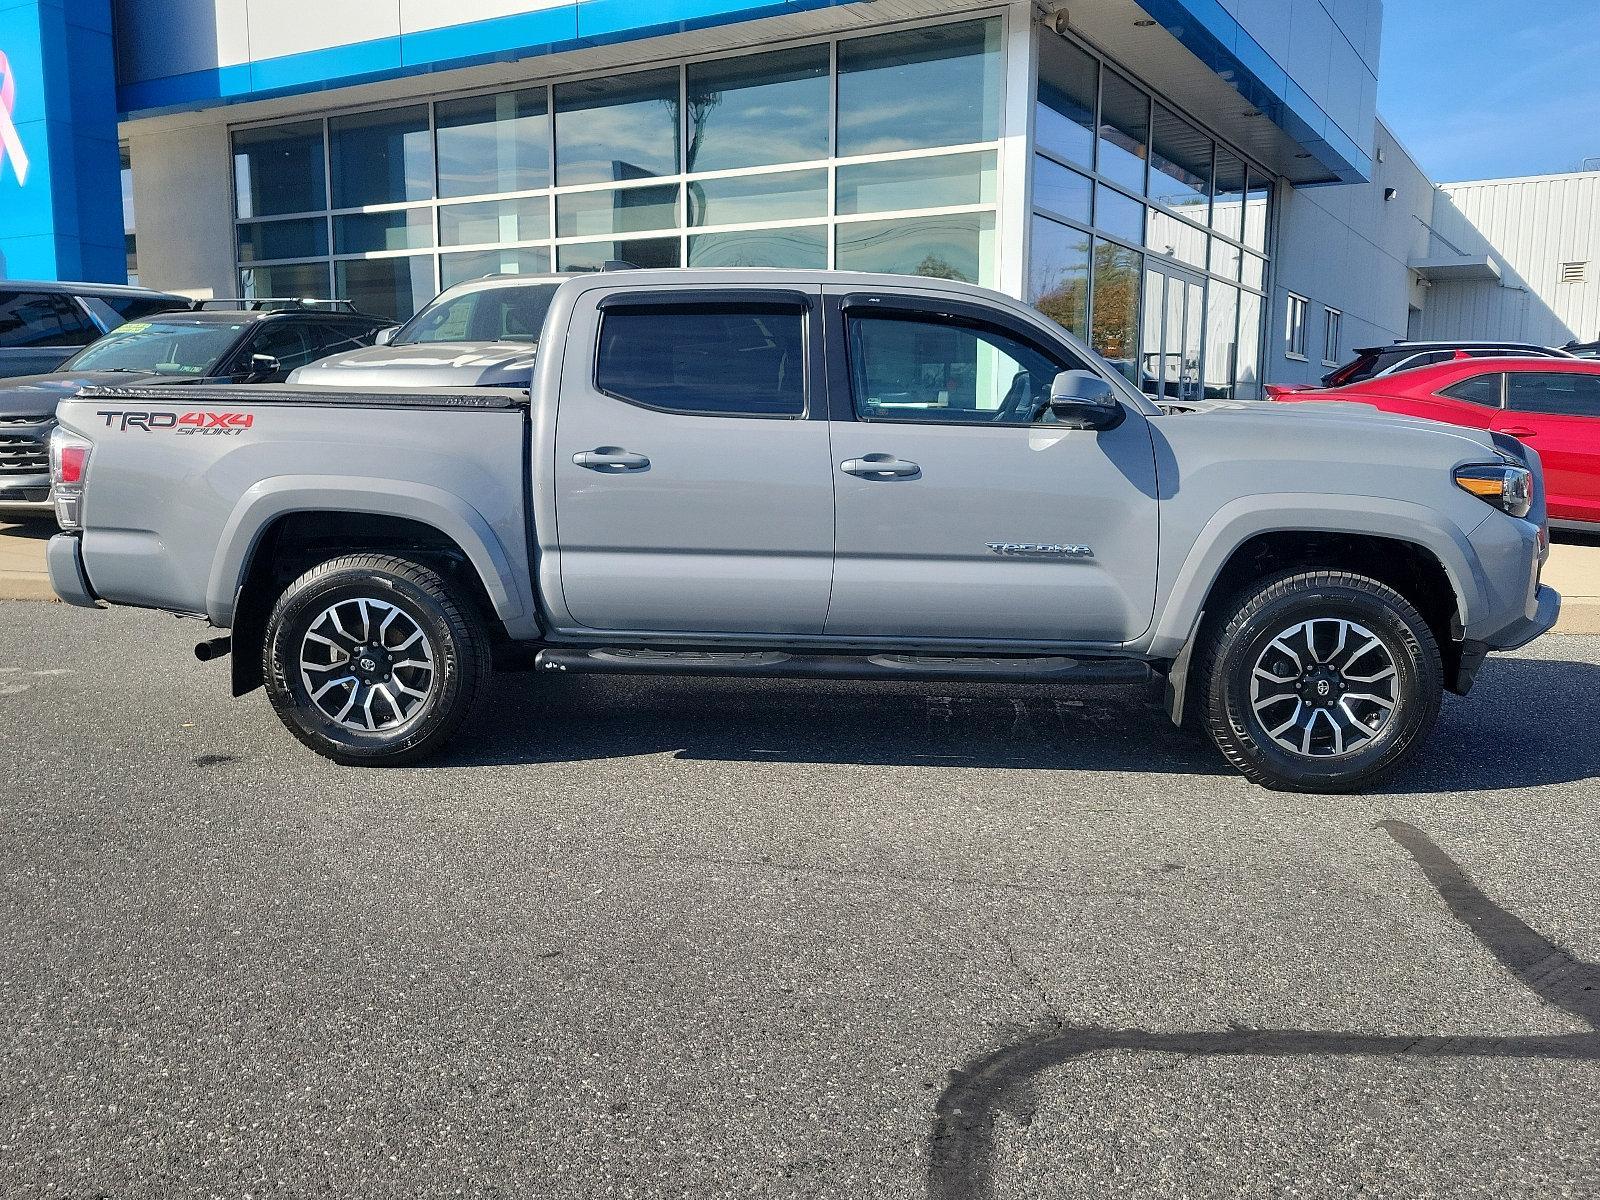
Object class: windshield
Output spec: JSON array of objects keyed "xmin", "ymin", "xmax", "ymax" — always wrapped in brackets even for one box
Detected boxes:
[
  {"xmin": 395, "ymin": 284, "xmax": 559, "ymax": 346},
  {"xmin": 65, "ymin": 320, "xmax": 245, "ymax": 374}
]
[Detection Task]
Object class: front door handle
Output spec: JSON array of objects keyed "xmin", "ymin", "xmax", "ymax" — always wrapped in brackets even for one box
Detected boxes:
[
  {"xmin": 574, "ymin": 447, "xmax": 651, "ymax": 472},
  {"xmin": 1499, "ymin": 426, "xmax": 1538, "ymax": 439},
  {"xmin": 841, "ymin": 453, "xmax": 920, "ymax": 479}
]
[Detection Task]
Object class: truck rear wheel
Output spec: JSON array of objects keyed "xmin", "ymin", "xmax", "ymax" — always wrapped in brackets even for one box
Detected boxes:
[
  {"xmin": 1195, "ymin": 570, "xmax": 1443, "ymax": 793},
  {"xmin": 262, "ymin": 554, "xmax": 491, "ymax": 766}
]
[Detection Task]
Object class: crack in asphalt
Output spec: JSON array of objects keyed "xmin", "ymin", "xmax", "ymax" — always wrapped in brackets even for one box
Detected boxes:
[{"xmin": 925, "ymin": 820, "xmax": 1600, "ymax": 1200}]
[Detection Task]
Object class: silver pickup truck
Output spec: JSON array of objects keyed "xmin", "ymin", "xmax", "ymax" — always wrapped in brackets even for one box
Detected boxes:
[{"xmin": 44, "ymin": 269, "xmax": 1559, "ymax": 792}]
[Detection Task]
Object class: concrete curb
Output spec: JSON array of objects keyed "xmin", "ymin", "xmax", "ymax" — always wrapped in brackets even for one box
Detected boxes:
[{"xmin": 0, "ymin": 577, "xmax": 58, "ymax": 602}]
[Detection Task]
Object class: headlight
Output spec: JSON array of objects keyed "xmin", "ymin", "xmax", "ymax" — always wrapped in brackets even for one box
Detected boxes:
[{"xmin": 1454, "ymin": 462, "xmax": 1532, "ymax": 519}]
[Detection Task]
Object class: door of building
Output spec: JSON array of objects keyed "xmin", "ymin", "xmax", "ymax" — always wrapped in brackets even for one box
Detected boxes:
[{"xmin": 1140, "ymin": 265, "xmax": 1205, "ymax": 403}]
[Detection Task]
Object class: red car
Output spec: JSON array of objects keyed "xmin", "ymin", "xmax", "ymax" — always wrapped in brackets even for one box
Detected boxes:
[{"xmin": 1274, "ymin": 356, "xmax": 1600, "ymax": 530}]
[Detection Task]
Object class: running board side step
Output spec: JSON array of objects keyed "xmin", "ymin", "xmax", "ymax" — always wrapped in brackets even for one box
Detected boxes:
[{"xmin": 533, "ymin": 647, "xmax": 1152, "ymax": 685}]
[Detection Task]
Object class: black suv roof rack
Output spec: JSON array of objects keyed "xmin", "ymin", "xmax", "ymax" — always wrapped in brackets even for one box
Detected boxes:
[
  {"xmin": 196, "ymin": 298, "xmax": 359, "ymax": 312},
  {"xmin": 600, "ymin": 260, "xmax": 641, "ymax": 272}
]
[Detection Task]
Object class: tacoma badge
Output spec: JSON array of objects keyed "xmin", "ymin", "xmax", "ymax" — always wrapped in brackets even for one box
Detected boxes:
[{"xmin": 985, "ymin": 542, "xmax": 1095, "ymax": 559}]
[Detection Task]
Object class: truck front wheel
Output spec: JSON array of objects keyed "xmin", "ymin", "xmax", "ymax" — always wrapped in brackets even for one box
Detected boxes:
[
  {"xmin": 262, "ymin": 554, "xmax": 491, "ymax": 766},
  {"xmin": 1196, "ymin": 570, "xmax": 1443, "ymax": 793}
]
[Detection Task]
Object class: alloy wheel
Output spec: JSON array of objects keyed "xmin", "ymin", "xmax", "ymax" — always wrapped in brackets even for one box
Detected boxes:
[
  {"xmin": 1248, "ymin": 617, "xmax": 1399, "ymax": 758},
  {"xmin": 298, "ymin": 597, "xmax": 436, "ymax": 733}
]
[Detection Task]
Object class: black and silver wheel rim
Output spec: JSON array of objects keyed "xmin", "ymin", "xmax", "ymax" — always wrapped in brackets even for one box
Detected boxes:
[
  {"xmin": 298, "ymin": 597, "xmax": 436, "ymax": 734},
  {"xmin": 1248, "ymin": 618, "xmax": 1399, "ymax": 759}
]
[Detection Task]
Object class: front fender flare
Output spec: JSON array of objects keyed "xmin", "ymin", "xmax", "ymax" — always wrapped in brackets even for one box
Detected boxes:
[
  {"xmin": 205, "ymin": 476, "xmax": 532, "ymax": 631},
  {"xmin": 1148, "ymin": 493, "xmax": 1488, "ymax": 662}
]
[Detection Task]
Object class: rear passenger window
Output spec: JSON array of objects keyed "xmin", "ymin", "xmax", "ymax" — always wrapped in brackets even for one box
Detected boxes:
[
  {"xmin": 105, "ymin": 296, "xmax": 185, "ymax": 321},
  {"xmin": 596, "ymin": 304, "xmax": 806, "ymax": 417},
  {"xmin": 1440, "ymin": 374, "xmax": 1502, "ymax": 406},
  {"xmin": 1506, "ymin": 372, "xmax": 1600, "ymax": 418},
  {"xmin": 0, "ymin": 292, "xmax": 95, "ymax": 348}
]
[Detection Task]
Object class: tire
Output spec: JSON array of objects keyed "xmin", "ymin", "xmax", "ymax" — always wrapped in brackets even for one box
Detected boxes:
[
  {"xmin": 262, "ymin": 553, "xmax": 492, "ymax": 766},
  {"xmin": 1194, "ymin": 570, "xmax": 1443, "ymax": 793}
]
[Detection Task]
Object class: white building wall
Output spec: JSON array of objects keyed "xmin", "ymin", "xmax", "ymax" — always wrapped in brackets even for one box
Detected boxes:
[
  {"xmin": 1419, "ymin": 172, "xmax": 1600, "ymax": 347},
  {"xmin": 1267, "ymin": 119, "xmax": 1431, "ymax": 387}
]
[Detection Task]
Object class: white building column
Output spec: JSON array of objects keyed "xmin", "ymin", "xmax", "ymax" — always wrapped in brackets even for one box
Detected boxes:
[
  {"xmin": 123, "ymin": 118, "xmax": 238, "ymax": 300},
  {"xmin": 995, "ymin": 0, "xmax": 1038, "ymax": 300}
]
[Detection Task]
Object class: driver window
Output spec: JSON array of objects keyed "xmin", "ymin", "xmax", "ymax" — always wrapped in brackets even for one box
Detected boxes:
[{"xmin": 847, "ymin": 313, "xmax": 1071, "ymax": 425}]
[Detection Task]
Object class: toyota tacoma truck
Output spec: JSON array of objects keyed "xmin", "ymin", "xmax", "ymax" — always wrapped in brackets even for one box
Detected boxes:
[{"xmin": 44, "ymin": 270, "xmax": 1560, "ymax": 792}]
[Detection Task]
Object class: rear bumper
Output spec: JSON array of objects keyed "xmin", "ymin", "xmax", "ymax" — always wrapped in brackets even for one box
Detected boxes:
[{"xmin": 47, "ymin": 533, "xmax": 101, "ymax": 609}]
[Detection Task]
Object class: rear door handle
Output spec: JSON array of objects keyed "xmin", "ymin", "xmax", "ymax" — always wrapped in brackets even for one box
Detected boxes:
[
  {"xmin": 841, "ymin": 454, "xmax": 920, "ymax": 479},
  {"xmin": 1499, "ymin": 426, "xmax": 1538, "ymax": 439},
  {"xmin": 574, "ymin": 447, "xmax": 651, "ymax": 472}
]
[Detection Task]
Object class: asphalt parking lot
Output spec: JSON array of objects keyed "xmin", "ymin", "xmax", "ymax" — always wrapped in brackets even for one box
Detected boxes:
[{"xmin": 2, "ymin": 600, "xmax": 1597, "ymax": 1197}]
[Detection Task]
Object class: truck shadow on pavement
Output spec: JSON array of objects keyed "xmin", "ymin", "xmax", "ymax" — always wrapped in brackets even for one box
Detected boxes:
[
  {"xmin": 924, "ymin": 820, "xmax": 1600, "ymax": 1200},
  {"xmin": 441, "ymin": 657, "xmax": 1600, "ymax": 792}
]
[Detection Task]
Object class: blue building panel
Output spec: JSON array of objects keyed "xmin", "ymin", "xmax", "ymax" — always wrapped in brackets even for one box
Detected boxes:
[{"xmin": 0, "ymin": 0, "xmax": 126, "ymax": 281}]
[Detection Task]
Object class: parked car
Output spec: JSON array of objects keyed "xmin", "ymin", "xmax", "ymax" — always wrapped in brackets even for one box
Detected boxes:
[
  {"xmin": 0, "ymin": 305, "xmax": 389, "ymax": 508},
  {"xmin": 45, "ymin": 270, "xmax": 1557, "ymax": 792},
  {"xmin": 0, "ymin": 280, "xmax": 192, "ymax": 381},
  {"xmin": 1273, "ymin": 356, "xmax": 1600, "ymax": 531},
  {"xmin": 289, "ymin": 275, "xmax": 569, "ymax": 388},
  {"xmin": 1563, "ymin": 338, "xmax": 1600, "ymax": 361},
  {"xmin": 1265, "ymin": 341, "xmax": 1578, "ymax": 397}
]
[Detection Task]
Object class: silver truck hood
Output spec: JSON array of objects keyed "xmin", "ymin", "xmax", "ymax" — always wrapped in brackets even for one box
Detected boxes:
[
  {"xmin": 1157, "ymin": 396, "xmax": 1504, "ymax": 457},
  {"xmin": 288, "ymin": 342, "xmax": 537, "ymax": 389}
]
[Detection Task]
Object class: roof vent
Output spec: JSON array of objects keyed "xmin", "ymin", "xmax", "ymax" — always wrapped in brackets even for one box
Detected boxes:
[{"xmin": 1560, "ymin": 260, "xmax": 1588, "ymax": 283}]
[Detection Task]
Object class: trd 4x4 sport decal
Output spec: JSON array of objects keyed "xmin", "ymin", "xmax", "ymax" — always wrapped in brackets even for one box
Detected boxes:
[{"xmin": 96, "ymin": 411, "xmax": 255, "ymax": 436}]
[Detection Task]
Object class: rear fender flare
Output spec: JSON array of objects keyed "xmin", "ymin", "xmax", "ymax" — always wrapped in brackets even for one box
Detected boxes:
[{"xmin": 206, "ymin": 476, "xmax": 531, "ymax": 631}]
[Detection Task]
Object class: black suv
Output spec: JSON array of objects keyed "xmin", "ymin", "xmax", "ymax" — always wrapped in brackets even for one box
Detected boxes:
[
  {"xmin": 0, "ymin": 281, "xmax": 194, "ymax": 381},
  {"xmin": 1320, "ymin": 340, "xmax": 1574, "ymax": 388},
  {"xmin": 0, "ymin": 306, "xmax": 391, "ymax": 506}
]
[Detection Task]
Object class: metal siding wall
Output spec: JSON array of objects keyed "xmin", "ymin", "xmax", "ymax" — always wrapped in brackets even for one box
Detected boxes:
[{"xmin": 1421, "ymin": 173, "xmax": 1600, "ymax": 345}]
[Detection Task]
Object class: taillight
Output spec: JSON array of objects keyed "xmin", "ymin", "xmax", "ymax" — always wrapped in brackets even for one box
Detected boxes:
[{"xmin": 49, "ymin": 427, "xmax": 92, "ymax": 531}]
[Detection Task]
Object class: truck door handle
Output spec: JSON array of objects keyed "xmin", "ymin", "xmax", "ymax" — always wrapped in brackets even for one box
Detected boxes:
[
  {"xmin": 574, "ymin": 447, "xmax": 651, "ymax": 472},
  {"xmin": 841, "ymin": 454, "xmax": 920, "ymax": 479},
  {"xmin": 1499, "ymin": 426, "xmax": 1537, "ymax": 439}
]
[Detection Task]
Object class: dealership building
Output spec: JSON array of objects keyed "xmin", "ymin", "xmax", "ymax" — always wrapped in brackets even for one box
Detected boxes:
[{"xmin": 5, "ymin": 0, "xmax": 1583, "ymax": 399}]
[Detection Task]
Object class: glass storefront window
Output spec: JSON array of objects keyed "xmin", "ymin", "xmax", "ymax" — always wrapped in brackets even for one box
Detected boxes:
[
  {"xmin": 1091, "ymin": 239, "xmax": 1141, "ymax": 384},
  {"xmin": 1095, "ymin": 185, "xmax": 1145, "ymax": 246},
  {"xmin": 1149, "ymin": 105, "xmax": 1211, "ymax": 224},
  {"xmin": 1212, "ymin": 151, "xmax": 1246, "ymax": 241},
  {"xmin": 1210, "ymin": 236, "xmax": 1242, "ymax": 281},
  {"xmin": 1203, "ymin": 283, "xmax": 1238, "ymax": 398},
  {"xmin": 686, "ymin": 46, "xmax": 830, "ymax": 173},
  {"xmin": 1147, "ymin": 210, "xmax": 1206, "ymax": 271},
  {"xmin": 1033, "ymin": 157, "xmax": 1091, "ymax": 226},
  {"xmin": 1235, "ymin": 290, "xmax": 1263, "ymax": 399},
  {"xmin": 237, "ymin": 218, "xmax": 328, "ymax": 264},
  {"xmin": 836, "ymin": 151, "xmax": 996, "ymax": 215},
  {"xmin": 689, "ymin": 226, "xmax": 828, "ymax": 268},
  {"xmin": 836, "ymin": 212, "xmax": 996, "ymax": 286},
  {"xmin": 435, "ymin": 89, "xmax": 550, "ymax": 199},
  {"xmin": 688, "ymin": 170, "xmax": 828, "ymax": 227},
  {"xmin": 1243, "ymin": 169, "xmax": 1271, "ymax": 252},
  {"xmin": 837, "ymin": 20, "xmax": 1000, "ymax": 156},
  {"xmin": 1097, "ymin": 70, "xmax": 1149, "ymax": 194},
  {"xmin": 330, "ymin": 107, "xmax": 434, "ymax": 209},
  {"xmin": 440, "ymin": 247, "xmax": 551, "ymax": 289},
  {"xmin": 1241, "ymin": 251, "xmax": 1266, "ymax": 290},
  {"xmin": 557, "ymin": 184, "xmax": 680, "ymax": 239},
  {"xmin": 1028, "ymin": 215, "xmax": 1091, "ymax": 341},
  {"xmin": 557, "ymin": 237, "xmax": 682, "ymax": 273},
  {"xmin": 334, "ymin": 209, "xmax": 435, "ymax": 255},
  {"xmin": 234, "ymin": 121, "xmax": 326, "ymax": 218},
  {"xmin": 1036, "ymin": 35, "xmax": 1097, "ymax": 170},
  {"xmin": 336, "ymin": 256, "xmax": 436, "ymax": 322},
  {"xmin": 440, "ymin": 197, "xmax": 549, "ymax": 248},
  {"xmin": 555, "ymin": 70, "xmax": 680, "ymax": 186},
  {"xmin": 241, "ymin": 261, "xmax": 330, "ymax": 300}
]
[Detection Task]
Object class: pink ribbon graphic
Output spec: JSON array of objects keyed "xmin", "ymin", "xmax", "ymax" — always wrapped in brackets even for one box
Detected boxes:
[{"xmin": 0, "ymin": 50, "xmax": 30, "ymax": 186}]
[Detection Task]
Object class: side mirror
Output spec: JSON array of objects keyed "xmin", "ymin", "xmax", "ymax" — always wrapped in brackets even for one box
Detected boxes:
[
  {"xmin": 373, "ymin": 326, "xmax": 398, "ymax": 346},
  {"xmin": 246, "ymin": 353, "xmax": 281, "ymax": 379},
  {"xmin": 1047, "ymin": 370, "xmax": 1124, "ymax": 430}
]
